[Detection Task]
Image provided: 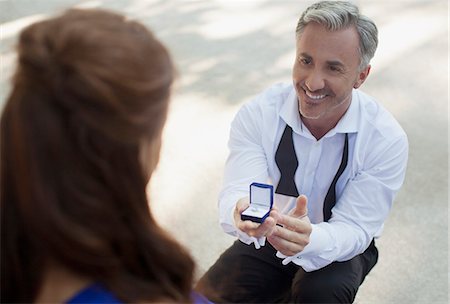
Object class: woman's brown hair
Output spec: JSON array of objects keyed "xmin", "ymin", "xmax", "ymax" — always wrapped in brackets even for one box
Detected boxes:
[{"xmin": 1, "ymin": 9, "xmax": 194, "ymax": 302}]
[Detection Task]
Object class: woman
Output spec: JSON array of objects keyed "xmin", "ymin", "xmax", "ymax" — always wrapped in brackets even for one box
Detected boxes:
[{"xmin": 1, "ymin": 8, "xmax": 204, "ymax": 303}]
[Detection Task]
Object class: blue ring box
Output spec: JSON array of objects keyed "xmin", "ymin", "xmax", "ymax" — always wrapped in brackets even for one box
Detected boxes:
[{"xmin": 241, "ymin": 182, "xmax": 274, "ymax": 223}]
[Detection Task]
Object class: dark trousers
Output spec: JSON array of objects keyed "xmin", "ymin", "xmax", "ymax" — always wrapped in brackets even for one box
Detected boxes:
[{"xmin": 195, "ymin": 240, "xmax": 378, "ymax": 303}]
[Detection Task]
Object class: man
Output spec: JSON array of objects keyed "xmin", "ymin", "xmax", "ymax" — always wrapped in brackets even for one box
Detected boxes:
[{"xmin": 196, "ymin": 1, "xmax": 408, "ymax": 303}]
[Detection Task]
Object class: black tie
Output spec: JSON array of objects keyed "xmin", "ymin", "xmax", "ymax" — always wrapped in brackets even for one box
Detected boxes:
[
  {"xmin": 274, "ymin": 124, "xmax": 349, "ymax": 222},
  {"xmin": 275, "ymin": 125, "xmax": 299, "ymax": 197}
]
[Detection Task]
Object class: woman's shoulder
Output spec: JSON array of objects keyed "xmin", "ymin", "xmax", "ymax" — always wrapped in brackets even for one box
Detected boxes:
[
  {"xmin": 67, "ymin": 285, "xmax": 213, "ymax": 304},
  {"xmin": 66, "ymin": 283, "xmax": 122, "ymax": 304},
  {"xmin": 191, "ymin": 291, "xmax": 213, "ymax": 304}
]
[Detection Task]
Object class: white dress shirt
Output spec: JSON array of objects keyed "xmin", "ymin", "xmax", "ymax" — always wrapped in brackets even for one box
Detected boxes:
[{"xmin": 218, "ymin": 82, "xmax": 408, "ymax": 272}]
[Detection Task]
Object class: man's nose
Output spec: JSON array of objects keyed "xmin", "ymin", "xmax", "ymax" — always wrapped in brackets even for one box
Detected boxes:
[{"xmin": 304, "ymin": 69, "xmax": 325, "ymax": 92}]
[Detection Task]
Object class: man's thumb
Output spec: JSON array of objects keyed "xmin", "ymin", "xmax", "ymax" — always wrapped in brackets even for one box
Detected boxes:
[{"xmin": 291, "ymin": 195, "xmax": 308, "ymax": 218}]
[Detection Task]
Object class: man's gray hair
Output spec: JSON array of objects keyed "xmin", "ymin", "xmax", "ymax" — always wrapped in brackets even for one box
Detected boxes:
[{"xmin": 296, "ymin": 1, "xmax": 378, "ymax": 70}]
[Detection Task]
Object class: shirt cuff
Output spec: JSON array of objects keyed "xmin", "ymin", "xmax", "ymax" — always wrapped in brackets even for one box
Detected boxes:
[
  {"xmin": 275, "ymin": 223, "xmax": 334, "ymax": 269},
  {"xmin": 237, "ymin": 229, "xmax": 266, "ymax": 249}
]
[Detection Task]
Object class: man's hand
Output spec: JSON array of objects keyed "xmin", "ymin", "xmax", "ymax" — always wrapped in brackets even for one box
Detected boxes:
[
  {"xmin": 234, "ymin": 197, "xmax": 279, "ymax": 238},
  {"xmin": 267, "ymin": 195, "xmax": 312, "ymax": 256}
]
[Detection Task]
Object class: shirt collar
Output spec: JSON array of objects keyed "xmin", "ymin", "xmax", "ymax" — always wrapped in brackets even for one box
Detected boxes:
[
  {"xmin": 280, "ymin": 86, "xmax": 360, "ymax": 138},
  {"xmin": 279, "ymin": 86, "xmax": 303, "ymax": 135},
  {"xmin": 325, "ymin": 89, "xmax": 360, "ymax": 137}
]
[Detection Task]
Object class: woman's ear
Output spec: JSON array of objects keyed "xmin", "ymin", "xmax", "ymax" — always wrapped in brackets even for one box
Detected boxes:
[{"xmin": 354, "ymin": 65, "xmax": 371, "ymax": 89}]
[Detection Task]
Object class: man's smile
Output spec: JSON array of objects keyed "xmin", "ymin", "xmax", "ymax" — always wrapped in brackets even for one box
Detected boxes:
[{"xmin": 302, "ymin": 87, "xmax": 329, "ymax": 104}]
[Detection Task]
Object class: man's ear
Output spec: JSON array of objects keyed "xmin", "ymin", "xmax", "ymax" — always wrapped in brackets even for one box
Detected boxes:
[{"xmin": 353, "ymin": 65, "xmax": 371, "ymax": 89}]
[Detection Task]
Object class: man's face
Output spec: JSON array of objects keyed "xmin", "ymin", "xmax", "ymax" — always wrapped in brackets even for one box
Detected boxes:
[{"xmin": 293, "ymin": 22, "xmax": 370, "ymax": 124}]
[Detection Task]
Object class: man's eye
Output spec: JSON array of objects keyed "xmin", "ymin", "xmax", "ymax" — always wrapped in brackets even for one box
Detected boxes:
[
  {"xmin": 300, "ymin": 58, "xmax": 311, "ymax": 65},
  {"xmin": 329, "ymin": 65, "xmax": 342, "ymax": 72}
]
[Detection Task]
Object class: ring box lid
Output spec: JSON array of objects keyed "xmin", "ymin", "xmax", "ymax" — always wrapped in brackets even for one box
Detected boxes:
[{"xmin": 250, "ymin": 183, "xmax": 273, "ymax": 209}]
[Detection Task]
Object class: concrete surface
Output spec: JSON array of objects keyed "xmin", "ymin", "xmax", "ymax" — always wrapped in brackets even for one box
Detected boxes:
[{"xmin": 1, "ymin": 1, "xmax": 448, "ymax": 303}]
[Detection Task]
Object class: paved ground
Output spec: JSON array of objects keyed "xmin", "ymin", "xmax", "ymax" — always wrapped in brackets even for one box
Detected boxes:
[{"xmin": 1, "ymin": 1, "xmax": 448, "ymax": 303}]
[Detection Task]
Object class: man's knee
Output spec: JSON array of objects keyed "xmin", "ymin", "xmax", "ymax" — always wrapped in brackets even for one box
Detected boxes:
[
  {"xmin": 196, "ymin": 241, "xmax": 298, "ymax": 303},
  {"xmin": 290, "ymin": 243, "xmax": 378, "ymax": 303},
  {"xmin": 194, "ymin": 241, "xmax": 267, "ymax": 303},
  {"xmin": 292, "ymin": 280, "xmax": 357, "ymax": 303},
  {"xmin": 290, "ymin": 267, "xmax": 359, "ymax": 303},
  {"xmin": 194, "ymin": 246, "xmax": 245, "ymax": 303}
]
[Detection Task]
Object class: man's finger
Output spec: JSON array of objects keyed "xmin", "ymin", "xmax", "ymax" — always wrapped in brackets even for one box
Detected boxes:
[
  {"xmin": 254, "ymin": 216, "xmax": 276, "ymax": 235},
  {"xmin": 290, "ymin": 195, "xmax": 308, "ymax": 218}
]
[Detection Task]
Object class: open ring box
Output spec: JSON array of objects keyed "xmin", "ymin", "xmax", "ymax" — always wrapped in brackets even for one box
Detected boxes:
[{"xmin": 241, "ymin": 182, "xmax": 274, "ymax": 223}]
